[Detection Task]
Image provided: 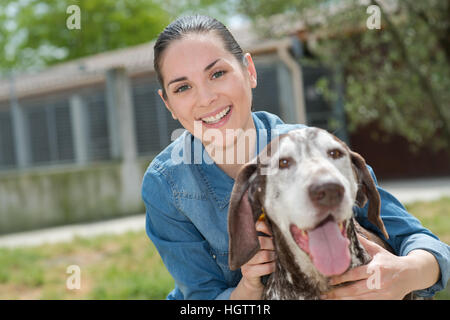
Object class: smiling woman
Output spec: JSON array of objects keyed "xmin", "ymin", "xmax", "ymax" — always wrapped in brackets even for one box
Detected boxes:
[
  {"xmin": 142, "ymin": 14, "xmax": 450, "ymax": 300},
  {"xmin": 153, "ymin": 16, "xmax": 258, "ymax": 178},
  {"xmin": 157, "ymin": 34, "xmax": 256, "ymax": 149}
]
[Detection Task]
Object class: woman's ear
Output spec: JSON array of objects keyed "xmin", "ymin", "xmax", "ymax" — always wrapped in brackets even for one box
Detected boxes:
[
  {"xmin": 158, "ymin": 89, "xmax": 177, "ymax": 120},
  {"xmin": 243, "ymin": 53, "xmax": 257, "ymax": 89}
]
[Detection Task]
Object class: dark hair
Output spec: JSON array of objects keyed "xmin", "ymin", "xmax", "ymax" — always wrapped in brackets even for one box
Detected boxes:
[{"xmin": 153, "ymin": 15, "xmax": 246, "ymax": 99}]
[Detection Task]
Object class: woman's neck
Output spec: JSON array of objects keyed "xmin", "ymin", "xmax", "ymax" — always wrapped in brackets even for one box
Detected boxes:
[{"xmin": 203, "ymin": 118, "xmax": 257, "ymax": 180}]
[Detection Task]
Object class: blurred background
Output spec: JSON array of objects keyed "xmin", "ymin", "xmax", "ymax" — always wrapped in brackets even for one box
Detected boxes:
[{"xmin": 0, "ymin": 0, "xmax": 448, "ymax": 299}]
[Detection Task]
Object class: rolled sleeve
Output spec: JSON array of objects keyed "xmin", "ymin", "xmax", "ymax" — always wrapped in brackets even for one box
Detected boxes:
[{"xmin": 142, "ymin": 167, "xmax": 230, "ymax": 299}]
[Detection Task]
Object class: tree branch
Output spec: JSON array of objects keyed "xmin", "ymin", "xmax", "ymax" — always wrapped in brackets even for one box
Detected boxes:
[
  {"xmin": 402, "ymin": 0, "xmax": 450, "ymax": 64},
  {"xmin": 371, "ymin": 0, "xmax": 450, "ymax": 146}
]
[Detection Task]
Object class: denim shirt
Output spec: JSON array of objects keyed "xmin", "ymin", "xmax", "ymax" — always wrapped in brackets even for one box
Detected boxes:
[{"xmin": 142, "ymin": 111, "xmax": 449, "ymax": 299}]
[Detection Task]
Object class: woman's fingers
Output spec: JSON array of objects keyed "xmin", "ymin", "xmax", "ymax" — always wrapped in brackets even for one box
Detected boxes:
[
  {"xmin": 241, "ymin": 259, "xmax": 276, "ymax": 278},
  {"xmin": 247, "ymin": 249, "xmax": 276, "ymax": 265},
  {"xmin": 250, "ymin": 261, "xmax": 276, "ymax": 277},
  {"xmin": 258, "ymin": 235, "xmax": 275, "ymax": 250},
  {"xmin": 329, "ymin": 264, "xmax": 370, "ymax": 285},
  {"xmin": 241, "ymin": 220, "xmax": 276, "ymax": 282},
  {"xmin": 322, "ymin": 279, "xmax": 370, "ymax": 299},
  {"xmin": 256, "ymin": 220, "xmax": 272, "ymax": 236}
]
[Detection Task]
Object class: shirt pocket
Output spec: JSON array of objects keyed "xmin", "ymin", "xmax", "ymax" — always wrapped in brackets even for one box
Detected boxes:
[{"xmin": 209, "ymin": 248, "xmax": 242, "ymax": 287}]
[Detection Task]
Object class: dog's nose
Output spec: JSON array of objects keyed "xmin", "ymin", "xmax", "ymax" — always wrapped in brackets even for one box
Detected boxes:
[{"xmin": 308, "ymin": 182, "xmax": 344, "ymax": 208}]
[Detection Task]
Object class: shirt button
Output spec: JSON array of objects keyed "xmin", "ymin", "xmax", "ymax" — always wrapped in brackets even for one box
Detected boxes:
[{"xmin": 212, "ymin": 254, "xmax": 216, "ymax": 259}]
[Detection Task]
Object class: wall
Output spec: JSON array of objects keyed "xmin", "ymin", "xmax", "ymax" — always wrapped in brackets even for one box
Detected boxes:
[
  {"xmin": 0, "ymin": 159, "xmax": 151, "ymax": 235},
  {"xmin": 349, "ymin": 122, "xmax": 450, "ymax": 179}
]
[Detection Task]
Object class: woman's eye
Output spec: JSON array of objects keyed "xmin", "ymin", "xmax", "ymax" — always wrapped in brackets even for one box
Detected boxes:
[
  {"xmin": 174, "ymin": 84, "xmax": 190, "ymax": 93},
  {"xmin": 212, "ymin": 70, "xmax": 226, "ymax": 79}
]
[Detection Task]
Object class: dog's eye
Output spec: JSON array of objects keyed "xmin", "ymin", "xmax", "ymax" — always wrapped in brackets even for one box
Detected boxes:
[
  {"xmin": 278, "ymin": 158, "xmax": 291, "ymax": 169},
  {"xmin": 328, "ymin": 149, "xmax": 344, "ymax": 159}
]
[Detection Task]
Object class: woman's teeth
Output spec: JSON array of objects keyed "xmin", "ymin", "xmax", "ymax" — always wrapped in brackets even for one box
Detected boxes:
[{"xmin": 202, "ymin": 106, "xmax": 231, "ymax": 124}]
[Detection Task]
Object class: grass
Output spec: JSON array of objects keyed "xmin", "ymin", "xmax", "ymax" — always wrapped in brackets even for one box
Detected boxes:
[
  {"xmin": 0, "ymin": 197, "xmax": 448, "ymax": 300},
  {"xmin": 405, "ymin": 197, "xmax": 450, "ymax": 244},
  {"xmin": 0, "ymin": 231, "xmax": 174, "ymax": 299}
]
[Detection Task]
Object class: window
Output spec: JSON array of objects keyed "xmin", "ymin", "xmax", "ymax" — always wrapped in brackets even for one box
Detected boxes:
[
  {"xmin": 0, "ymin": 107, "xmax": 16, "ymax": 169},
  {"xmin": 23, "ymin": 98, "xmax": 74, "ymax": 165},
  {"xmin": 252, "ymin": 62, "xmax": 282, "ymax": 117},
  {"xmin": 132, "ymin": 76, "xmax": 181, "ymax": 155},
  {"xmin": 83, "ymin": 89, "xmax": 111, "ymax": 161}
]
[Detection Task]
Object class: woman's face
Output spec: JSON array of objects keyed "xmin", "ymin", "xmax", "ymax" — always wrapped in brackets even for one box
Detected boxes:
[{"xmin": 158, "ymin": 32, "xmax": 257, "ymax": 149}]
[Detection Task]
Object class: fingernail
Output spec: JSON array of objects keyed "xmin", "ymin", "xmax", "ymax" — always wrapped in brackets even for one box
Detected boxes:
[{"xmin": 320, "ymin": 294, "xmax": 327, "ymax": 299}]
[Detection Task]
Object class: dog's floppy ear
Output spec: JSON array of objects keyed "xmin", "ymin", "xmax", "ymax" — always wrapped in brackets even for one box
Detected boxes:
[
  {"xmin": 351, "ymin": 151, "xmax": 389, "ymax": 239},
  {"xmin": 228, "ymin": 161, "xmax": 262, "ymax": 271}
]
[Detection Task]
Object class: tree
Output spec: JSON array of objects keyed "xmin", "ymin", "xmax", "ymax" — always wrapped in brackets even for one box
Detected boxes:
[
  {"xmin": 238, "ymin": 0, "xmax": 450, "ymax": 151},
  {"xmin": 0, "ymin": 0, "xmax": 171, "ymax": 72},
  {"xmin": 0, "ymin": 0, "xmax": 240, "ymax": 73}
]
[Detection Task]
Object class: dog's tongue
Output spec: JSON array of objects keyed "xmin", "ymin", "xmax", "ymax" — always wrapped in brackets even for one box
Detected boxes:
[{"xmin": 308, "ymin": 218, "xmax": 351, "ymax": 276}]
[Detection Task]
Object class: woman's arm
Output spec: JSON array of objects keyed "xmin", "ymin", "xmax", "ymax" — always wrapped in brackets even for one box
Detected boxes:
[
  {"xmin": 143, "ymin": 168, "xmax": 233, "ymax": 300},
  {"xmin": 406, "ymin": 249, "xmax": 440, "ymax": 292}
]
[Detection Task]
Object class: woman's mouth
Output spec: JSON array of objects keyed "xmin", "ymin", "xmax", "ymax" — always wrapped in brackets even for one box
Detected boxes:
[{"xmin": 201, "ymin": 105, "xmax": 232, "ymax": 128}]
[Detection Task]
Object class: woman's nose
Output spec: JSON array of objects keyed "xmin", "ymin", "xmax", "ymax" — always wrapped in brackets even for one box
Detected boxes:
[{"xmin": 196, "ymin": 83, "xmax": 218, "ymax": 108}]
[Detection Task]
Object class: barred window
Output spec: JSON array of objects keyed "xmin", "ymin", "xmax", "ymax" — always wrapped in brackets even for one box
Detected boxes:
[
  {"xmin": 54, "ymin": 103, "xmax": 75, "ymax": 161},
  {"xmin": 132, "ymin": 76, "xmax": 181, "ymax": 155},
  {"xmin": 302, "ymin": 66, "xmax": 334, "ymax": 129},
  {"xmin": 0, "ymin": 106, "xmax": 16, "ymax": 169},
  {"xmin": 252, "ymin": 62, "xmax": 282, "ymax": 117},
  {"xmin": 82, "ymin": 89, "xmax": 111, "ymax": 161},
  {"xmin": 27, "ymin": 104, "xmax": 51, "ymax": 164},
  {"xmin": 23, "ymin": 98, "xmax": 74, "ymax": 165}
]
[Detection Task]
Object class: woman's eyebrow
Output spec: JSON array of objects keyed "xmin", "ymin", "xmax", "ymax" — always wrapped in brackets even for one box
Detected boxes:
[
  {"xmin": 167, "ymin": 76, "xmax": 187, "ymax": 87},
  {"xmin": 167, "ymin": 59, "xmax": 222, "ymax": 87},
  {"xmin": 204, "ymin": 58, "xmax": 221, "ymax": 71}
]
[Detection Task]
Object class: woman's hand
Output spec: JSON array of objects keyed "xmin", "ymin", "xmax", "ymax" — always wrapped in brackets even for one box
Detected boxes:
[
  {"xmin": 230, "ymin": 220, "xmax": 276, "ymax": 299},
  {"xmin": 322, "ymin": 235, "xmax": 412, "ymax": 300}
]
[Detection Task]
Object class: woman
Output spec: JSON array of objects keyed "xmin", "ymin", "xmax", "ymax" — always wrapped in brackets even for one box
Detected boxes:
[{"xmin": 142, "ymin": 15, "xmax": 449, "ymax": 300}]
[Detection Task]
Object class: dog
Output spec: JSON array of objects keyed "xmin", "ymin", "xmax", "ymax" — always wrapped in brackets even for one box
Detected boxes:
[{"xmin": 227, "ymin": 127, "xmax": 415, "ymax": 299}]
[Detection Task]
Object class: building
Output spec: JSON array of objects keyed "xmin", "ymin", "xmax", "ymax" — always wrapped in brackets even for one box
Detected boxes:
[{"xmin": 0, "ymin": 27, "xmax": 346, "ymax": 234}]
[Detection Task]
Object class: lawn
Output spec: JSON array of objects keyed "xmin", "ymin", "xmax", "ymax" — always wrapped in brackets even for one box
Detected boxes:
[
  {"xmin": 0, "ymin": 197, "xmax": 448, "ymax": 300},
  {"xmin": 0, "ymin": 230, "xmax": 174, "ymax": 299}
]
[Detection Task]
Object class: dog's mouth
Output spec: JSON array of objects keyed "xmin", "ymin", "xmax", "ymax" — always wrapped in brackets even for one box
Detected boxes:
[{"xmin": 290, "ymin": 215, "xmax": 351, "ymax": 277}]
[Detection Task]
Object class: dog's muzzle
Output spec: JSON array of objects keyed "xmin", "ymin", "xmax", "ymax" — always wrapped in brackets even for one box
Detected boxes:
[{"xmin": 289, "ymin": 182, "xmax": 351, "ymax": 277}]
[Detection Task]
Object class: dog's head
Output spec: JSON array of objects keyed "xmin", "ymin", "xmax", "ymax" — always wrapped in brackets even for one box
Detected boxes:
[{"xmin": 228, "ymin": 127, "xmax": 388, "ymax": 276}]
